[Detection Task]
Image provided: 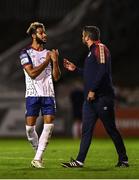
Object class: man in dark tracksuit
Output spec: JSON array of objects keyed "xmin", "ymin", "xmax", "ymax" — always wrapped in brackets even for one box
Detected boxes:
[{"xmin": 62, "ymin": 26, "xmax": 129, "ymax": 168}]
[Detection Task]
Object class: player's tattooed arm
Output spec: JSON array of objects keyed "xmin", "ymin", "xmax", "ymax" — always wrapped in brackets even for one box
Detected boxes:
[{"xmin": 24, "ymin": 52, "xmax": 51, "ymax": 79}]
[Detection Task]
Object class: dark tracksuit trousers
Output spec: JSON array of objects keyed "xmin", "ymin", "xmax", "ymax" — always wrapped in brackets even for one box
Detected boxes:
[{"xmin": 76, "ymin": 96, "xmax": 128, "ymax": 163}]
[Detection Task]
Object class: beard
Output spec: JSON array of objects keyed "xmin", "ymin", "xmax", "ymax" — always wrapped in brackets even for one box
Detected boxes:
[{"xmin": 36, "ymin": 35, "xmax": 47, "ymax": 45}]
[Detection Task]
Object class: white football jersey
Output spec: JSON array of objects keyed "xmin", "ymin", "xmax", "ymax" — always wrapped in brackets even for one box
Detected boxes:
[{"xmin": 20, "ymin": 47, "xmax": 55, "ymax": 97}]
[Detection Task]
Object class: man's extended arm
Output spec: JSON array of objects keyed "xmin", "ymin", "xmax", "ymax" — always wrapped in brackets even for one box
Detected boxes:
[{"xmin": 63, "ymin": 58, "xmax": 83, "ymax": 75}]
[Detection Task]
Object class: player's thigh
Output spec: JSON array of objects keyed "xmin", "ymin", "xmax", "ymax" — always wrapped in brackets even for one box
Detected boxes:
[
  {"xmin": 25, "ymin": 97, "xmax": 41, "ymax": 117},
  {"xmin": 41, "ymin": 97, "xmax": 56, "ymax": 117}
]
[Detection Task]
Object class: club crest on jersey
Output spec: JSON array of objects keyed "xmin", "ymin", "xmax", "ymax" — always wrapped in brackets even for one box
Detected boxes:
[{"xmin": 88, "ymin": 52, "xmax": 91, "ymax": 57}]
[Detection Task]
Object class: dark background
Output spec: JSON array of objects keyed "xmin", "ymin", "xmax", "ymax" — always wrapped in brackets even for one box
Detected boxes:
[
  {"xmin": 0, "ymin": 0, "xmax": 139, "ymax": 137},
  {"xmin": 0, "ymin": 0, "xmax": 139, "ymax": 87}
]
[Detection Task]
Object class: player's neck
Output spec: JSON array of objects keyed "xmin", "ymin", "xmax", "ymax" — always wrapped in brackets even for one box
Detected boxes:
[{"xmin": 31, "ymin": 42, "xmax": 44, "ymax": 51}]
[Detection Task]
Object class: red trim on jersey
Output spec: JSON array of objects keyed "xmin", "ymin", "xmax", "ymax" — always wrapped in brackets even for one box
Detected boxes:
[
  {"xmin": 94, "ymin": 43, "xmax": 110, "ymax": 63},
  {"xmin": 94, "ymin": 40, "xmax": 101, "ymax": 45}
]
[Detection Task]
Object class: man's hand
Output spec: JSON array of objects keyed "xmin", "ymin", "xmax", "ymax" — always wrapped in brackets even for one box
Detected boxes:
[
  {"xmin": 63, "ymin": 58, "xmax": 76, "ymax": 71},
  {"xmin": 50, "ymin": 49, "xmax": 59, "ymax": 62},
  {"xmin": 87, "ymin": 91, "xmax": 95, "ymax": 101},
  {"xmin": 45, "ymin": 51, "xmax": 51, "ymax": 63}
]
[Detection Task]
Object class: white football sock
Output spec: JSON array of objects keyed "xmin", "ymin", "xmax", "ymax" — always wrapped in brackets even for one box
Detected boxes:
[
  {"xmin": 26, "ymin": 125, "xmax": 38, "ymax": 151},
  {"xmin": 34, "ymin": 123, "xmax": 54, "ymax": 161}
]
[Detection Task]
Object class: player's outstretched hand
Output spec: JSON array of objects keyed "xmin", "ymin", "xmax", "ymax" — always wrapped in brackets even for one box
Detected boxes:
[{"xmin": 63, "ymin": 58, "xmax": 76, "ymax": 71}]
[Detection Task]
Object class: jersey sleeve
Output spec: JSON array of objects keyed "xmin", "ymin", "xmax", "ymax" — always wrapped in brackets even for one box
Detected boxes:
[
  {"xmin": 19, "ymin": 49, "xmax": 32, "ymax": 67},
  {"xmin": 89, "ymin": 44, "xmax": 110, "ymax": 91}
]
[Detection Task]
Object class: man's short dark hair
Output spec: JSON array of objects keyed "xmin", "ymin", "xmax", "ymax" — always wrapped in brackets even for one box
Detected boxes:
[
  {"xmin": 82, "ymin": 26, "xmax": 100, "ymax": 41},
  {"xmin": 26, "ymin": 22, "xmax": 45, "ymax": 36}
]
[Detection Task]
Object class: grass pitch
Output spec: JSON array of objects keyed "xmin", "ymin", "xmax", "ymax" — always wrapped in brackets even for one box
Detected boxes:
[{"xmin": 0, "ymin": 138, "xmax": 138, "ymax": 179}]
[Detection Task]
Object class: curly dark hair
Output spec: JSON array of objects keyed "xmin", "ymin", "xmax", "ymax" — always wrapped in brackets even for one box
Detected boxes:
[{"xmin": 26, "ymin": 22, "xmax": 45, "ymax": 36}]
